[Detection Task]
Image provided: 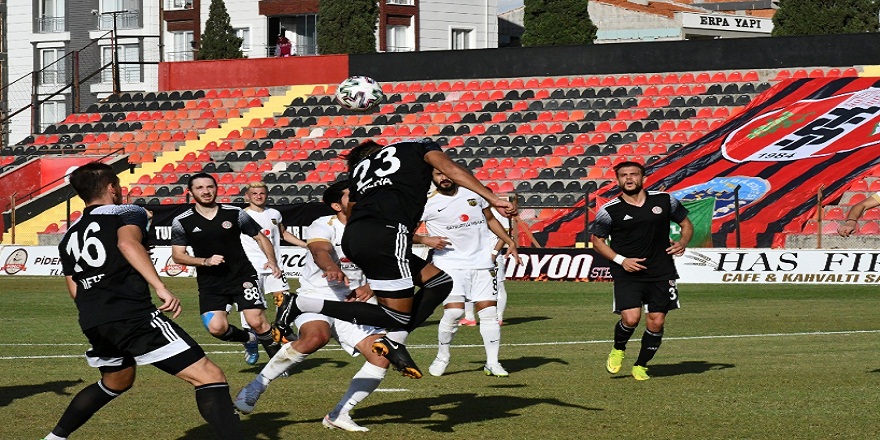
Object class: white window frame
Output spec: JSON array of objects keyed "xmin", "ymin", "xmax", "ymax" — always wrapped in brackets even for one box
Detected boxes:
[
  {"xmin": 169, "ymin": 30, "xmax": 194, "ymax": 61},
  {"xmin": 234, "ymin": 27, "xmax": 251, "ymax": 52},
  {"xmin": 450, "ymin": 27, "xmax": 475, "ymax": 50},
  {"xmin": 102, "ymin": 44, "xmax": 141, "ymax": 83},
  {"xmin": 40, "ymin": 48, "xmax": 66, "ymax": 85},
  {"xmin": 386, "ymin": 24, "xmax": 412, "ymax": 52},
  {"xmin": 40, "ymin": 100, "xmax": 66, "ymax": 131}
]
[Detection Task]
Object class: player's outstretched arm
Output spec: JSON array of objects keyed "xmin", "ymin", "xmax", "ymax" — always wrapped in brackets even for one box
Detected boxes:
[
  {"xmin": 484, "ymin": 207, "xmax": 518, "ymax": 261},
  {"xmin": 424, "ymin": 150, "xmax": 515, "ymax": 216},
  {"xmin": 119, "ymin": 225, "xmax": 181, "ymax": 318},
  {"xmin": 840, "ymin": 196, "xmax": 880, "ymax": 237},
  {"xmin": 279, "ymin": 223, "xmax": 308, "ymax": 247},
  {"xmin": 413, "ymin": 231, "xmax": 450, "ymax": 250},
  {"xmin": 253, "ymin": 233, "xmax": 282, "ymax": 277},
  {"xmin": 308, "ymin": 240, "xmax": 349, "ymax": 285}
]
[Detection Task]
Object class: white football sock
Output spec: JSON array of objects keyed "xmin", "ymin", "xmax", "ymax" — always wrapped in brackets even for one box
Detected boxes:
[
  {"xmin": 259, "ymin": 342, "xmax": 308, "ymax": 383},
  {"xmin": 386, "ymin": 330, "xmax": 409, "ymax": 345},
  {"xmin": 496, "ymin": 283, "xmax": 508, "ymax": 322},
  {"xmin": 478, "ymin": 306, "xmax": 501, "ymax": 365},
  {"xmin": 463, "ymin": 301, "xmax": 475, "ymax": 321},
  {"xmin": 437, "ymin": 307, "xmax": 464, "ymax": 360},
  {"xmin": 330, "ymin": 361, "xmax": 387, "ymax": 418}
]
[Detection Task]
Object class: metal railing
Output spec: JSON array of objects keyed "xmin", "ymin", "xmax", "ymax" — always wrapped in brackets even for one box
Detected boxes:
[
  {"xmin": 387, "ymin": 0, "xmax": 415, "ymax": 5},
  {"xmin": 98, "ymin": 10, "xmax": 140, "ymax": 30},
  {"xmin": 36, "ymin": 16, "xmax": 66, "ymax": 33},
  {"xmin": 165, "ymin": 50, "xmax": 195, "ymax": 62}
]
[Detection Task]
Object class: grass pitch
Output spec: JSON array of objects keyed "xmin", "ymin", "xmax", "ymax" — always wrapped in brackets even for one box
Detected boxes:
[{"xmin": 2, "ymin": 277, "xmax": 879, "ymax": 439}]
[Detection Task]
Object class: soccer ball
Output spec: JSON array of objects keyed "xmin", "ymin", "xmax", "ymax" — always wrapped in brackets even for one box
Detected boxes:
[{"xmin": 335, "ymin": 76, "xmax": 384, "ymax": 112}]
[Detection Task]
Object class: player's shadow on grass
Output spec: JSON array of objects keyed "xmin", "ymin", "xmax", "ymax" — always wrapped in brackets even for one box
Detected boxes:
[
  {"xmin": 354, "ymin": 392, "xmax": 601, "ymax": 433},
  {"xmin": 642, "ymin": 360, "xmax": 735, "ymax": 378},
  {"xmin": 239, "ymin": 356, "xmax": 350, "ymax": 375},
  {"xmin": 439, "ymin": 356, "xmax": 568, "ymax": 377},
  {"xmin": 501, "ymin": 316, "xmax": 552, "ymax": 326},
  {"xmin": 176, "ymin": 411, "xmax": 289, "ymax": 440},
  {"xmin": 0, "ymin": 379, "xmax": 82, "ymax": 407}
]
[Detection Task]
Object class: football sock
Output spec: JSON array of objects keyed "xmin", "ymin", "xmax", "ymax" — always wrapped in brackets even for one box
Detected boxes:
[
  {"xmin": 613, "ymin": 320, "xmax": 636, "ymax": 351},
  {"xmin": 437, "ymin": 308, "xmax": 464, "ymax": 360},
  {"xmin": 260, "ymin": 343, "xmax": 308, "ymax": 382},
  {"xmin": 634, "ymin": 328, "xmax": 664, "ymax": 367},
  {"xmin": 218, "ymin": 325, "xmax": 251, "ymax": 343},
  {"xmin": 306, "ymin": 290, "xmax": 414, "ymax": 329},
  {"xmin": 463, "ymin": 301, "xmax": 476, "ymax": 321},
  {"xmin": 194, "ymin": 383, "xmax": 244, "ymax": 440},
  {"xmin": 478, "ymin": 306, "xmax": 502, "ymax": 365},
  {"xmin": 329, "ymin": 361, "xmax": 387, "ymax": 418},
  {"xmin": 407, "ymin": 271, "xmax": 454, "ymax": 330},
  {"xmin": 255, "ymin": 329, "xmax": 279, "ymax": 357},
  {"xmin": 51, "ymin": 380, "xmax": 127, "ymax": 437}
]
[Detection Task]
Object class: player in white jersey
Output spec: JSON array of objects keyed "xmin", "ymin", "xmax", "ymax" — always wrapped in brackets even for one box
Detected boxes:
[
  {"xmin": 234, "ymin": 180, "xmax": 391, "ymax": 432},
  {"xmin": 237, "ymin": 182, "xmax": 307, "ymax": 351},
  {"xmin": 415, "ymin": 169, "xmax": 518, "ymax": 377}
]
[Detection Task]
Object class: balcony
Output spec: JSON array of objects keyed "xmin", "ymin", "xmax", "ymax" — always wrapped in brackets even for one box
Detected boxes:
[
  {"xmin": 36, "ymin": 16, "xmax": 66, "ymax": 33},
  {"xmin": 98, "ymin": 10, "xmax": 140, "ymax": 30},
  {"xmin": 166, "ymin": 50, "xmax": 195, "ymax": 62},
  {"xmin": 387, "ymin": 0, "xmax": 414, "ymax": 5}
]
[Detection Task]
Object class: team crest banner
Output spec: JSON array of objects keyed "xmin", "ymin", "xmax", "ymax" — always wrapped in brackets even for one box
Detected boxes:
[{"xmin": 540, "ymin": 77, "xmax": 880, "ymax": 247}]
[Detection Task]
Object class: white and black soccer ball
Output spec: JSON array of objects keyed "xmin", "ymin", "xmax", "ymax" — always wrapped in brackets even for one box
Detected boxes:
[{"xmin": 335, "ymin": 76, "xmax": 384, "ymax": 112}]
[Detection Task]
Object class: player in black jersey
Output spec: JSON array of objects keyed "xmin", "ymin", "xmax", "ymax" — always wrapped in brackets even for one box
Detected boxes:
[
  {"xmin": 47, "ymin": 162, "xmax": 243, "ymax": 440},
  {"xmin": 171, "ymin": 173, "xmax": 282, "ymax": 365},
  {"xmin": 277, "ymin": 139, "xmax": 515, "ymax": 378},
  {"xmin": 590, "ymin": 161, "xmax": 693, "ymax": 381}
]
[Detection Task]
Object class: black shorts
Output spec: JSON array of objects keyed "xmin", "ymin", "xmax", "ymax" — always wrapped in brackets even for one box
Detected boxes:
[
  {"xmin": 342, "ymin": 219, "xmax": 427, "ymax": 295},
  {"xmin": 613, "ymin": 279, "xmax": 680, "ymax": 314},
  {"xmin": 198, "ymin": 275, "xmax": 267, "ymax": 314},
  {"xmin": 83, "ymin": 310, "xmax": 206, "ymax": 375}
]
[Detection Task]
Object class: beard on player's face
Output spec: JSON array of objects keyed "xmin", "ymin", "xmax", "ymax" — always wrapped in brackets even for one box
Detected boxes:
[
  {"xmin": 436, "ymin": 179, "xmax": 457, "ymax": 194},
  {"xmin": 620, "ymin": 181, "xmax": 643, "ymax": 196}
]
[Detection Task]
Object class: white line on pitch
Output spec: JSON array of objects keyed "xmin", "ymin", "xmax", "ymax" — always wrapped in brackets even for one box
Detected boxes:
[{"xmin": 1, "ymin": 329, "xmax": 878, "ymax": 360}]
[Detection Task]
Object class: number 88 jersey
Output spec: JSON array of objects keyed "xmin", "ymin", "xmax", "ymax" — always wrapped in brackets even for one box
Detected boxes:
[
  {"xmin": 348, "ymin": 138, "xmax": 441, "ymax": 231},
  {"xmin": 58, "ymin": 204, "xmax": 155, "ymax": 329}
]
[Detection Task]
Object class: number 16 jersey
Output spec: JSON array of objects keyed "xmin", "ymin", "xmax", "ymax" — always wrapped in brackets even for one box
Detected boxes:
[{"xmin": 58, "ymin": 204, "xmax": 155, "ymax": 330}]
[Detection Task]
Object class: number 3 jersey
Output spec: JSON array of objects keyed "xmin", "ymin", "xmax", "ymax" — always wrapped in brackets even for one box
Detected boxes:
[
  {"xmin": 348, "ymin": 138, "xmax": 442, "ymax": 232},
  {"xmin": 58, "ymin": 204, "xmax": 155, "ymax": 330},
  {"xmin": 298, "ymin": 215, "xmax": 365, "ymax": 300}
]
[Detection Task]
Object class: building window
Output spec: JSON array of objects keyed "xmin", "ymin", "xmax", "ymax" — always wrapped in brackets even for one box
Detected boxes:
[
  {"xmin": 451, "ymin": 28, "xmax": 473, "ymax": 50},
  {"xmin": 40, "ymin": 101, "xmax": 66, "ymax": 132},
  {"xmin": 168, "ymin": 31, "xmax": 194, "ymax": 61},
  {"xmin": 387, "ymin": 0, "xmax": 414, "ymax": 5},
  {"xmin": 102, "ymin": 44, "xmax": 141, "ymax": 83},
  {"xmin": 37, "ymin": 0, "xmax": 66, "ymax": 33},
  {"xmin": 40, "ymin": 49, "xmax": 66, "ymax": 85},
  {"xmin": 99, "ymin": 0, "xmax": 141, "ymax": 30},
  {"xmin": 234, "ymin": 27, "xmax": 251, "ymax": 52},
  {"xmin": 386, "ymin": 25, "xmax": 411, "ymax": 52},
  {"xmin": 165, "ymin": 0, "xmax": 191, "ymax": 11}
]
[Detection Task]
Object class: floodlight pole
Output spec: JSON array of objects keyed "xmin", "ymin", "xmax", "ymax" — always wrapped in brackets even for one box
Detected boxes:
[
  {"xmin": 734, "ymin": 185, "xmax": 741, "ymax": 248},
  {"xmin": 102, "ymin": 10, "xmax": 128, "ymax": 95}
]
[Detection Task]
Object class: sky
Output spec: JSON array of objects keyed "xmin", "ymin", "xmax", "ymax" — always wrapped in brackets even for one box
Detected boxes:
[{"xmin": 499, "ymin": 0, "xmax": 525, "ymax": 13}]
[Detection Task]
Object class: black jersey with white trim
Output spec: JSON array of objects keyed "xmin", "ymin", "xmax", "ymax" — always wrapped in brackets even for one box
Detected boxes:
[
  {"xmin": 348, "ymin": 138, "xmax": 442, "ymax": 232},
  {"xmin": 591, "ymin": 191, "xmax": 689, "ymax": 281},
  {"xmin": 170, "ymin": 204, "xmax": 262, "ymax": 289},
  {"xmin": 58, "ymin": 204, "xmax": 155, "ymax": 330}
]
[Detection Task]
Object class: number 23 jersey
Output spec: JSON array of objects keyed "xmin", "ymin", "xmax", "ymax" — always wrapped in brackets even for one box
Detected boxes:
[
  {"xmin": 58, "ymin": 204, "xmax": 155, "ymax": 330},
  {"xmin": 348, "ymin": 138, "xmax": 442, "ymax": 232}
]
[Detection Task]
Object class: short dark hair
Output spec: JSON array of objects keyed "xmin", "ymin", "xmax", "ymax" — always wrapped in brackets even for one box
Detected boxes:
[
  {"xmin": 187, "ymin": 172, "xmax": 217, "ymax": 189},
  {"xmin": 613, "ymin": 161, "xmax": 645, "ymax": 177},
  {"xmin": 70, "ymin": 162, "xmax": 119, "ymax": 203},
  {"xmin": 323, "ymin": 179, "xmax": 349, "ymax": 208},
  {"xmin": 342, "ymin": 140, "xmax": 383, "ymax": 172}
]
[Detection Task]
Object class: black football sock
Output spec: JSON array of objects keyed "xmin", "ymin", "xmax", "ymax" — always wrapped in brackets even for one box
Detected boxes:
[
  {"xmin": 407, "ymin": 271, "xmax": 454, "ymax": 331},
  {"xmin": 256, "ymin": 329, "xmax": 280, "ymax": 357},
  {"xmin": 194, "ymin": 383, "xmax": 244, "ymax": 440},
  {"xmin": 613, "ymin": 320, "xmax": 636, "ymax": 351},
  {"xmin": 218, "ymin": 325, "xmax": 251, "ymax": 343},
  {"xmin": 318, "ymin": 288, "xmax": 414, "ymax": 329},
  {"xmin": 634, "ymin": 328, "xmax": 664, "ymax": 367},
  {"xmin": 52, "ymin": 380, "xmax": 128, "ymax": 437}
]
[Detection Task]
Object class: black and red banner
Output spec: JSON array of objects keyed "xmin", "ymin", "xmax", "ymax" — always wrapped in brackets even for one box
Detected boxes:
[{"xmin": 541, "ymin": 77, "xmax": 880, "ymax": 247}]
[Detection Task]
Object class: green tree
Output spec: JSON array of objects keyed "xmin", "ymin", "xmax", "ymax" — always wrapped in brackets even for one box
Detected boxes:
[
  {"xmin": 772, "ymin": 0, "xmax": 879, "ymax": 36},
  {"xmin": 317, "ymin": 0, "xmax": 378, "ymax": 54},
  {"xmin": 198, "ymin": 0, "xmax": 244, "ymax": 60},
  {"xmin": 522, "ymin": 0, "xmax": 597, "ymax": 46}
]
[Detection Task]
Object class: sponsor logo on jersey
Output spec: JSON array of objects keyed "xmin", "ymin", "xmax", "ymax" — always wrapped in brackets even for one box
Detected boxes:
[
  {"xmin": 721, "ymin": 88, "xmax": 880, "ymax": 162},
  {"xmin": 672, "ymin": 176, "xmax": 770, "ymax": 219},
  {"xmin": 243, "ymin": 281, "xmax": 254, "ymax": 289},
  {"xmin": 2, "ymin": 248, "xmax": 28, "ymax": 275},
  {"xmin": 467, "ymin": 198, "xmax": 478, "ymax": 206},
  {"xmin": 623, "ymin": 214, "xmax": 633, "ymax": 220},
  {"xmin": 192, "ymin": 226, "xmax": 202, "ymax": 232},
  {"xmin": 271, "ymin": 219, "xmax": 278, "ymax": 225},
  {"xmin": 222, "ymin": 221, "xmax": 233, "ymax": 229},
  {"xmin": 460, "ymin": 214, "xmax": 469, "ymax": 222},
  {"xmin": 652, "ymin": 206, "xmax": 663, "ymax": 214},
  {"xmin": 162, "ymin": 256, "xmax": 189, "ymax": 277}
]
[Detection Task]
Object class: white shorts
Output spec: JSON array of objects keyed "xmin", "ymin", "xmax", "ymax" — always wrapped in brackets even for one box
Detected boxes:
[
  {"xmin": 293, "ymin": 313, "xmax": 385, "ymax": 356},
  {"xmin": 257, "ymin": 272, "xmax": 290, "ymax": 295},
  {"xmin": 443, "ymin": 267, "xmax": 498, "ymax": 305}
]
